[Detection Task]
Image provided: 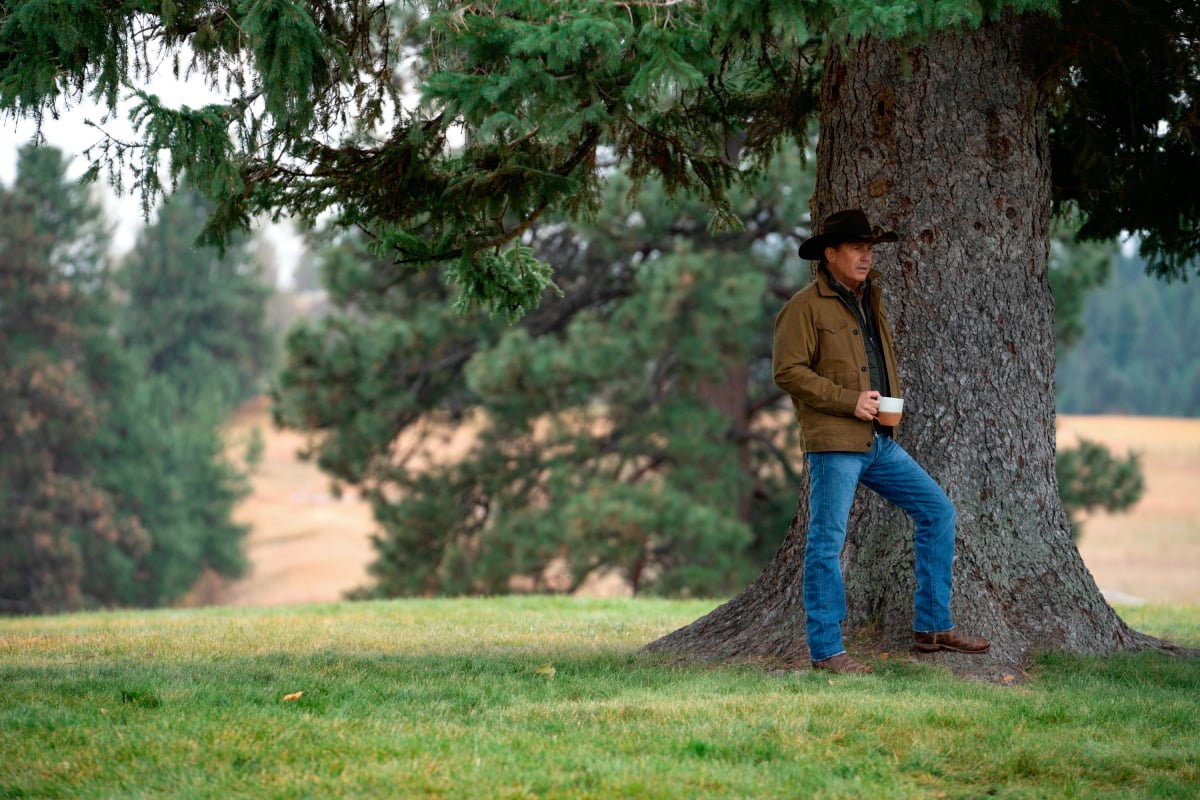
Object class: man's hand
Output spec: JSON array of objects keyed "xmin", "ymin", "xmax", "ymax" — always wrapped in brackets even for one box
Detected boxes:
[{"xmin": 854, "ymin": 391, "xmax": 880, "ymax": 422}]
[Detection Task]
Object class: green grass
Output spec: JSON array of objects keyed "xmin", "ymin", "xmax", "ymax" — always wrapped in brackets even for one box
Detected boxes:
[{"xmin": 1, "ymin": 598, "xmax": 1197, "ymax": 799}]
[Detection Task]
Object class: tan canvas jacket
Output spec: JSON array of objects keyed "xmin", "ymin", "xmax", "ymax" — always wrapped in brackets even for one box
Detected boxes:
[{"xmin": 772, "ymin": 268, "xmax": 901, "ymax": 453}]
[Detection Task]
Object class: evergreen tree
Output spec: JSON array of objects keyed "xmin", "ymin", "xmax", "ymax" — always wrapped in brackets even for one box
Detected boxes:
[
  {"xmin": 647, "ymin": 6, "xmax": 1195, "ymax": 666},
  {"xmin": 1055, "ymin": 438, "xmax": 1144, "ymax": 540},
  {"xmin": 105, "ymin": 186, "xmax": 267, "ymax": 606},
  {"xmin": 1047, "ymin": 218, "xmax": 1143, "ymax": 538},
  {"xmin": 0, "ymin": 145, "xmax": 149, "ymax": 613},
  {"xmin": 280, "ymin": 151, "xmax": 811, "ymax": 597},
  {"xmin": 1048, "ymin": 217, "xmax": 1120, "ymax": 360},
  {"xmin": 90, "ymin": 377, "xmax": 252, "ymax": 606},
  {"xmin": 1058, "ymin": 251, "xmax": 1200, "ymax": 417},
  {"xmin": 118, "ymin": 188, "xmax": 274, "ymax": 410},
  {"xmin": 0, "ymin": 147, "xmax": 253, "ymax": 613},
  {"xmin": 4, "ymin": 1, "xmax": 1198, "ymax": 664}
]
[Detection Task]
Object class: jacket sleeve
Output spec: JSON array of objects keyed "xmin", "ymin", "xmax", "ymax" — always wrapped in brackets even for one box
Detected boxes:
[{"xmin": 772, "ymin": 299, "xmax": 860, "ymax": 416}]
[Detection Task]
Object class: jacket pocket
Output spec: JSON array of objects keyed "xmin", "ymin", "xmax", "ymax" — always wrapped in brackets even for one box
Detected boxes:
[
  {"xmin": 820, "ymin": 369, "xmax": 862, "ymax": 392},
  {"xmin": 814, "ymin": 321, "xmax": 862, "ymax": 376}
]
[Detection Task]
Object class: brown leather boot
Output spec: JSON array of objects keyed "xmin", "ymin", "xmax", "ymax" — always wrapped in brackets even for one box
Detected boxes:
[
  {"xmin": 914, "ymin": 628, "xmax": 990, "ymax": 654},
  {"xmin": 811, "ymin": 653, "xmax": 873, "ymax": 674}
]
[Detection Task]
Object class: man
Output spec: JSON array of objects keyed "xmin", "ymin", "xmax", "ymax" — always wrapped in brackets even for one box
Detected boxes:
[{"xmin": 773, "ymin": 208, "xmax": 990, "ymax": 675}]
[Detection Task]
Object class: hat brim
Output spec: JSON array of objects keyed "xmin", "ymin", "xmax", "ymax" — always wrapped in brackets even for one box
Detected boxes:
[{"xmin": 797, "ymin": 230, "xmax": 899, "ymax": 260}]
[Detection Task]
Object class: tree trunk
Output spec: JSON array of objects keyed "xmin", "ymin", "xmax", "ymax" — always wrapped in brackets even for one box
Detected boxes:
[{"xmin": 644, "ymin": 18, "xmax": 1170, "ymax": 675}]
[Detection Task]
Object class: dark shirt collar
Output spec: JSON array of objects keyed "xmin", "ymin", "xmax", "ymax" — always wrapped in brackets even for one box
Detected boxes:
[{"xmin": 820, "ymin": 266, "xmax": 869, "ymax": 301}]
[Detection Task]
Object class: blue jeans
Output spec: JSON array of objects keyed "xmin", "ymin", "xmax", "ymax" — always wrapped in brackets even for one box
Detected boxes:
[{"xmin": 804, "ymin": 434, "xmax": 956, "ymax": 662}]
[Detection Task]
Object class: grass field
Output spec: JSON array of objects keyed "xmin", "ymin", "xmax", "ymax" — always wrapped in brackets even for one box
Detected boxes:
[
  {"xmin": 94, "ymin": 408, "xmax": 1188, "ymax": 796},
  {"xmin": 1, "ymin": 598, "xmax": 1197, "ymax": 799},
  {"xmin": 1059, "ymin": 416, "xmax": 1200, "ymax": 606}
]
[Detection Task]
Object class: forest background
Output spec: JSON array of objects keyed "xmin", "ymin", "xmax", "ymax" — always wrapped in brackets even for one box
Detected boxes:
[
  {"xmin": 2, "ymin": 125, "xmax": 1195, "ymax": 614},
  {"xmin": 1, "ymin": 0, "xmax": 1197, "ymax": 615}
]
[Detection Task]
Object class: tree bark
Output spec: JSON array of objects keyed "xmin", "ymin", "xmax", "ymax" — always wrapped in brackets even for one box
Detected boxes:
[{"xmin": 644, "ymin": 18, "xmax": 1172, "ymax": 675}]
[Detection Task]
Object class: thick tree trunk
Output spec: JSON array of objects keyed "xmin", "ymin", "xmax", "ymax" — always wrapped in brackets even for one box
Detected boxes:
[{"xmin": 645, "ymin": 18, "xmax": 1170, "ymax": 674}]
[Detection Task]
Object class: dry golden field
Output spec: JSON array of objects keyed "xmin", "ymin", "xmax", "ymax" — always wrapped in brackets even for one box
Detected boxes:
[
  {"xmin": 214, "ymin": 399, "xmax": 376, "ymax": 607},
  {"xmin": 212, "ymin": 403, "xmax": 1200, "ymax": 607},
  {"xmin": 1058, "ymin": 415, "xmax": 1200, "ymax": 605}
]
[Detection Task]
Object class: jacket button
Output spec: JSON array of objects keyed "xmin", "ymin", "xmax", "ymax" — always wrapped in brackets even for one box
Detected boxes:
[
  {"xmin": 860, "ymin": 366, "xmax": 867, "ymax": 372},
  {"xmin": 852, "ymin": 329, "xmax": 859, "ymax": 335}
]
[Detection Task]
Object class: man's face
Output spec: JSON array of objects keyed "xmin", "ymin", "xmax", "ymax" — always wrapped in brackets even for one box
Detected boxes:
[{"xmin": 824, "ymin": 241, "xmax": 874, "ymax": 290}]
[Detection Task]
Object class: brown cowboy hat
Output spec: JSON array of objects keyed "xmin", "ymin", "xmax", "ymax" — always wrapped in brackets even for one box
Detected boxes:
[{"xmin": 797, "ymin": 209, "xmax": 899, "ymax": 260}]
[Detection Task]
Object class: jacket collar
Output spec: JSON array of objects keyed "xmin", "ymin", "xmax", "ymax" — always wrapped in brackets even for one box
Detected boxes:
[{"xmin": 815, "ymin": 266, "xmax": 882, "ymax": 297}]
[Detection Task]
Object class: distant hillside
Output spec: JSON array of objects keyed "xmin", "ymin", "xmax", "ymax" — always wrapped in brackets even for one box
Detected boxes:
[
  {"xmin": 197, "ymin": 406, "xmax": 1200, "ymax": 608},
  {"xmin": 186, "ymin": 398, "xmax": 376, "ymax": 608}
]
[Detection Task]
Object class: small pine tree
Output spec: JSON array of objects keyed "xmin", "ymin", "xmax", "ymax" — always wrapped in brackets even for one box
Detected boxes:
[
  {"xmin": 1055, "ymin": 439, "xmax": 1144, "ymax": 540},
  {"xmin": 91, "ymin": 378, "xmax": 251, "ymax": 605},
  {"xmin": 106, "ymin": 186, "xmax": 270, "ymax": 605},
  {"xmin": 118, "ymin": 188, "xmax": 275, "ymax": 410}
]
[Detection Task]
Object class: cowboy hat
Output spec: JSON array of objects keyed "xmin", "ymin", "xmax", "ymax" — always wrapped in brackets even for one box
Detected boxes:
[{"xmin": 797, "ymin": 209, "xmax": 899, "ymax": 260}]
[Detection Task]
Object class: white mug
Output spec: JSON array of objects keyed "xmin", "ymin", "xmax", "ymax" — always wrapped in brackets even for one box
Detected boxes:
[{"xmin": 877, "ymin": 396, "xmax": 904, "ymax": 426}]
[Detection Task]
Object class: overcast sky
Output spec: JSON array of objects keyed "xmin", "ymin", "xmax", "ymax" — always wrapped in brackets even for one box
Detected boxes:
[
  {"xmin": 3, "ymin": 102, "xmax": 148, "ymax": 253},
  {"xmin": 2, "ymin": 83, "xmax": 301, "ymax": 285}
]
